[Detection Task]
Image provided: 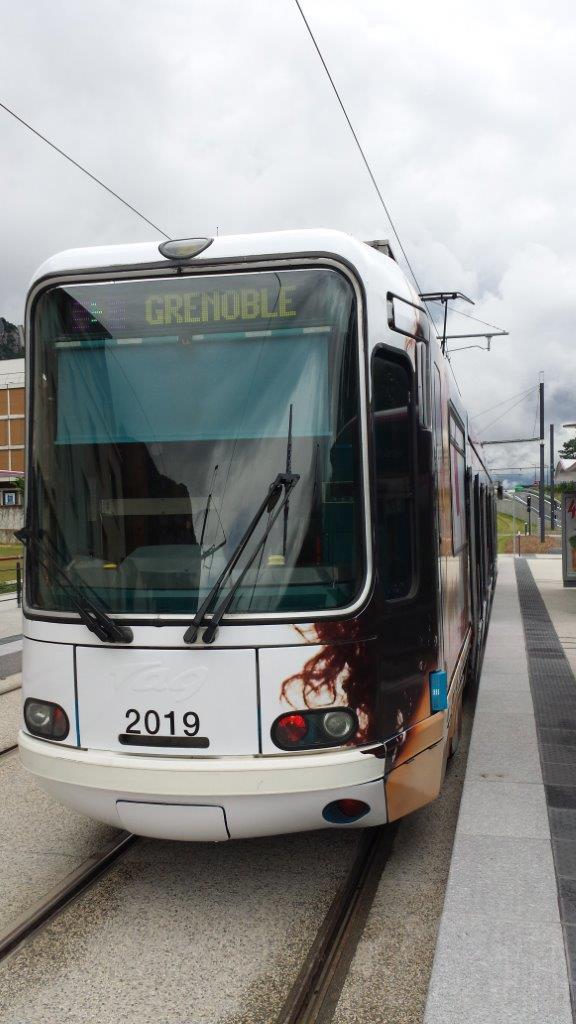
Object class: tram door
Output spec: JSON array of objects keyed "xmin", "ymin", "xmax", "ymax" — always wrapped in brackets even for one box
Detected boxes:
[{"xmin": 432, "ymin": 365, "xmax": 446, "ymax": 669}]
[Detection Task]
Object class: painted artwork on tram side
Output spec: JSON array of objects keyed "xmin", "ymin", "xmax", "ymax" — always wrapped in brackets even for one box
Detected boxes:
[{"xmin": 278, "ymin": 623, "xmax": 433, "ymax": 759}]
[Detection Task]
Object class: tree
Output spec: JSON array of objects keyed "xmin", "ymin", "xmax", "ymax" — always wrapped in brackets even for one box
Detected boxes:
[{"xmin": 559, "ymin": 437, "xmax": 576, "ymax": 460}]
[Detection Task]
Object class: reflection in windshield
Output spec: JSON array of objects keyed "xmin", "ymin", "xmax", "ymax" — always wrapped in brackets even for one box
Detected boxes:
[{"xmin": 30, "ymin": 268, "xmax": 364, "ymax": 616}]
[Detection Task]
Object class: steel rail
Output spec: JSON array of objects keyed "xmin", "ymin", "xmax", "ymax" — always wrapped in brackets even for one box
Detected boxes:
[
  {"xmin": 0, "ymin": 674, "xmax": 22, "ymax": 755},
  {"xmin": 0, "ymin": 633, "xmax": 23, "ymax": 645},
  {"xmin": 0, "ymin": 683, "xmax": 21, "ymax": 696},
  {"xmin": 0, "ymin": 832, "xmax": 135, "ymax": 962},
  {"xmin": 276, "ymin": 823, "xmax": 397, "ymax": 1024}
]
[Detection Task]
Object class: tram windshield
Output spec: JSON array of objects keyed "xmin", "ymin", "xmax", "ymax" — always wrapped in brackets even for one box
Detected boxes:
[{"xmin": 29, "ymin": 267, "xmax": 365, "ymax": 616}]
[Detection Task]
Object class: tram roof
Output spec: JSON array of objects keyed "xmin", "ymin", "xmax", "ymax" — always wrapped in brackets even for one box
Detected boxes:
[{"xmin": 29, "ymin": 228, "xmax": 419, "ymax": 304}]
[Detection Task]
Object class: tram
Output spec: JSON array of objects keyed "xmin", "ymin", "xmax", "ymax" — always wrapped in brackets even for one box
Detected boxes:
[{"xmin": 18, "ymin": 229, "xmax": 496, "ymax": 841}]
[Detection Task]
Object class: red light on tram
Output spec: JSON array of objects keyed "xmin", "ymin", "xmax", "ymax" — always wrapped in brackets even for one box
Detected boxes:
[
  {"xmin": 52, "ymin": 706, "xmax": 69, "ymax": 737},
  {"xmin": 336, "ymin": 799, "xmax": 369, "ymax": 819},
  {"xmin": 322, "ymin": 798, "xmax": 371, "ymax": 823},
  {"xmin": 274, "ymin": 713, "xmax": 309, "ymax": 748}
]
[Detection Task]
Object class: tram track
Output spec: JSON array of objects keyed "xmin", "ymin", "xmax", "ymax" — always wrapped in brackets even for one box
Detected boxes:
[
  {"xmin": 0, "ymin": 778, "xmax": 472, "ymax": 1024},
  {"xmin": 276, "ymin": 823, "xmax": 398, "ymax": 1024},
  {"xmin": 0, "ymin": 816, "xmax": 397, "ymax": 1022},
  {"xmin": 0, "ymin": 681, "xmax": 21, "ymax": 696},
  {"xmin": 0, "ymin": 831, "xmax": 135, "ymax": 963},
  {"xmin": 0, "ymin": 678, "xmax": 21, "ymax": 757}
]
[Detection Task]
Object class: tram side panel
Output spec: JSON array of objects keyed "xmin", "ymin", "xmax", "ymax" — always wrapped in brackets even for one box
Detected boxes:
[
  {"xmin": 465, "ymin": 443, "xmax": 497, "ymax": 684},
  {"xmin": 362, "ymin": 343, "xmax": 448, "ymax": 821}
]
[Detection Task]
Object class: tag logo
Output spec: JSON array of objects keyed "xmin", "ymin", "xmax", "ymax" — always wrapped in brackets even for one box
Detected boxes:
[{"xmin": 110, "ymin": 663, "xmax": 209, "ymax": 703}]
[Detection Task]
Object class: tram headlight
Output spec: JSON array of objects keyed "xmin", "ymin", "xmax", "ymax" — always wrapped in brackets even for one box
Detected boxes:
[
  {"xmin": 24, "ymin": 699, "xmax": 69, "ymax": 741},
  {"xmin": 321, "ymin": 710, "xmax": 356, "ymax": 742},
  {"xmin": 271, "ymin": 708, "xmax": 357, "ymax": 751}
]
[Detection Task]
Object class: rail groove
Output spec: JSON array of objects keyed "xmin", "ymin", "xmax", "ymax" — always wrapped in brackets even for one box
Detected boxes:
[
  {"xmin": 0, "ymin": 683, "xmax": 22, "ymax": 696},
  {"xmin": 0, "ymin": 832, "xmax": 135, "ymax": 962},
  {"xmin": 276, "ymin": 823, "xmax": 397, "ymax": 1024}
]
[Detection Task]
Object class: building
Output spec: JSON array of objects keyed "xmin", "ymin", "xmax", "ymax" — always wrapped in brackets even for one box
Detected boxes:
[
  {"xmin": 0, "ymin": 357, "xmax": 25, "ymax": 506},
  {"xmin": 556, "ymin": 458, "xmax": 576, "ymax": 484}
]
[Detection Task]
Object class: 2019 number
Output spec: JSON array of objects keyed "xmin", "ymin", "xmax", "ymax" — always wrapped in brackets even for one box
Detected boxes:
[{"xmin": 125, "ymin": 709, "xmax": 200, "ymax": 736}]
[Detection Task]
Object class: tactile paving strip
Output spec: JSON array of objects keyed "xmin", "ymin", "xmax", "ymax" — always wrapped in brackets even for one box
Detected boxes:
[{"xmin": 516, "ymin": 558, "xmax": 576, "ymax": 1005}]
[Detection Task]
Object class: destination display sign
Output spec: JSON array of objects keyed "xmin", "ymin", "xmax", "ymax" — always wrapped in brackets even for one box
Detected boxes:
[
  {"xmin": 49, "ymin": 269, "xmax": 350, "ymax": 340},
  {"xmin": 144, "ymin": 285, "xmax": 297, "ymax": 327}
]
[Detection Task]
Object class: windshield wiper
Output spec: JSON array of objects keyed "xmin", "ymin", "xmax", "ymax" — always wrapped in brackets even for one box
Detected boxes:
[
  {"xmin": 183, "ymin": 472, "xmax": 299, "ymax": 644},
  {"xmin": 16, "ymin": 527, "xmax": 133, "ymax": 644}
]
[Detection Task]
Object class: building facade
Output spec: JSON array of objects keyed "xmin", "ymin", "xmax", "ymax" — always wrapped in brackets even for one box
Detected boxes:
[
  {"xmin": 556, "ymin": 458, "xmax": 576, "ymax": 484},
  {"xmin": 0, "ymin": 358, "xmax": 25, "ymax": 506}
]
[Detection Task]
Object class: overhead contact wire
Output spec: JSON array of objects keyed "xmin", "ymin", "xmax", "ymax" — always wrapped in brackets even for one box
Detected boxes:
[
  {"xmin": 429, "ymin": 299, "xmax": 506, "ymax": 335},
  {"xmin": 481, "ymin": 391, "xmax": 538, "ymax": 434},
  {"xmin": 472, "ymin": 386, "xmax": 537, "ymax": 421},
  {"xmin": 0, "ymin": 99, "xmax": 169, "ymax": 238},
  {"xmin": 292, "ymin": 0, "xmax": 424, "ymax": 298}
]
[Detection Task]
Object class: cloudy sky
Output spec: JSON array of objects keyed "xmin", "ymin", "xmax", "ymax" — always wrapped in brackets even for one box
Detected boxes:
[{"xmin": 2, "ymin": 0, "xmax": 575, "ymax": 478}]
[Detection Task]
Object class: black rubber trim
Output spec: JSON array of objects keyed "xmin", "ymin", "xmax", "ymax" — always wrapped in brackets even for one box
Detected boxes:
[
  {"xmin": 24, "ymin": 253, "xmax": 373, "ymax": 630},
  {"xmin": 118, "ymin": 734, "xmax": 209, "ymax": 748},
  {"xmin": 515, "ymin": 558, "xmax": 576, "ymax": 1003}
]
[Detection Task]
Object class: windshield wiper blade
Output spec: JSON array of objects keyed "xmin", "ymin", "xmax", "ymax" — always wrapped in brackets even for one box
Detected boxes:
[
  {"xmin": 201, "ymin": 474, "xmax": 299, "ymax": 644},
  {"xmin": 183, "ymin": 472, "xmax": 299, "ymax": 644},
  {"xmin": 15, "ymin": 527, "xmax": 133, "ymax": 644}
]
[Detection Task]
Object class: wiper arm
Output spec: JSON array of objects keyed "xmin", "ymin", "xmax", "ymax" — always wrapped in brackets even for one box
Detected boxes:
[
  {"xmin": 183, "ymin": 472, "xmax": 299, "ymax": 644},
  {"xmin": 202, "ymin": 475, "xmax": 299, "ymax": 644},
  {"xmin": 15, "ymin": 527, "xmax": 133, "ymax": 644}
]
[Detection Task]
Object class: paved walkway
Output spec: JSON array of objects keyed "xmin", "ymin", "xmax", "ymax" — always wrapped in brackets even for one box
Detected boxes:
[
  {"xmin": 425, "ymin": 554, "xmax": 573, "ymax": 1024},
  {"xmin": 528, "ymin": 555, "xmax": 576, "ymax": 677},
  {"xmin": 0, "ymin": 597, "xmax": 22, "ymax": 641}
]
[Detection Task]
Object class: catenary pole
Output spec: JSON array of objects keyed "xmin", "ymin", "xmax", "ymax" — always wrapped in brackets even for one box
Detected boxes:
[
  {"xmin": 550, "ymin": 423, "xmax": 555, "ymax": 531},
  {"xmin": 539, "ymin": 378, "xmax": 545, "ymax": 543}
]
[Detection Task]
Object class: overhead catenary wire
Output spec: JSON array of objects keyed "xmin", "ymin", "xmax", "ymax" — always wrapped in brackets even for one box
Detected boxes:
[
  {"xmin": 292, "ymin": 0, "xmax": 425, "ymax": 298},
  {"xmin": 288, "ymin": 0, "xmax": 493, "ymax": 416},
  {"xmin": 531, "ymin": 387, "xmax": 540, "ymax": 439},
  {"xmin": 481, "ymin": 390, "xmax": 539, "ymax": 435},
  {"xmin": 445, "ymin": 353, "xmax": 463, "ymax": 399},
  {"xmin": 472, "ymin": 385, "xmax": 538, "ymax": 421},
  {"xmin": 0, "ymin": 99, "xmax": 169, "ymax": 239},
  {"xmin": 290, "ymin": 0, "xmax": 473, "ymax": 397},
  {"xmin": 429, "ymin": 300, "xmax": 506, "ymax": 335}
]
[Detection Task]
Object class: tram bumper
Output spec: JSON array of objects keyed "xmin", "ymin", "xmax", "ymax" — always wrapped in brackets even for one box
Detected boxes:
[{"xmin": 18, "ymin": 731, "xmax": 390, "ymax": 841}]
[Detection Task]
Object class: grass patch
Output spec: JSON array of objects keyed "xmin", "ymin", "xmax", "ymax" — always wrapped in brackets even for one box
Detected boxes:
[
  {"xmin": 497, "ymin": 511, "xmax": 561, "ymax": 555},
  {"xmin": 497, "ymin": 512, "xmax": 516, "ymax": 553},
  {"xmin": 0, "ymin": 544, "xmax": 22, "ymax": 558},
  {"xmin": 0, "ymin": 543, "xmax": 23, "ymax": 593}
]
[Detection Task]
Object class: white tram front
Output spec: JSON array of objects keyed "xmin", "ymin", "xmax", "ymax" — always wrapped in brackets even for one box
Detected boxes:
[{"xmin": 18, "ymin": 229, "xmax": 495, "ymax": 841}]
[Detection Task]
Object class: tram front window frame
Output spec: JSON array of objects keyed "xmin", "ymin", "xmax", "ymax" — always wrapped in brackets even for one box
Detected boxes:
[{"xmin": 26, "ymin": 263, "xmax": 373, "ymax": 622}]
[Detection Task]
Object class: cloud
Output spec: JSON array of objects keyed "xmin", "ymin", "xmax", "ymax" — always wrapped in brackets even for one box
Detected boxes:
[{"xmin": 1, "ymin": 0, "xmax": 575, "ymax": 471}]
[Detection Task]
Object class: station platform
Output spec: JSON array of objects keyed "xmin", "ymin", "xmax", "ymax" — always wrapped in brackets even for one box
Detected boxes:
[{"xmin": 425, "ymin": 554, "xmax": 576, "ymax": 1024}]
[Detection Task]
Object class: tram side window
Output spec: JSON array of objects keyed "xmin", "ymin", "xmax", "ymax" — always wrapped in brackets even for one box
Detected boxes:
[
  {"xmin": 372, "ymin": 350, "xmax": 414, "ymax": 599},
  {"xmin": 449, "ymin": 412, "xmax": 467, "ymax": 554}
]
